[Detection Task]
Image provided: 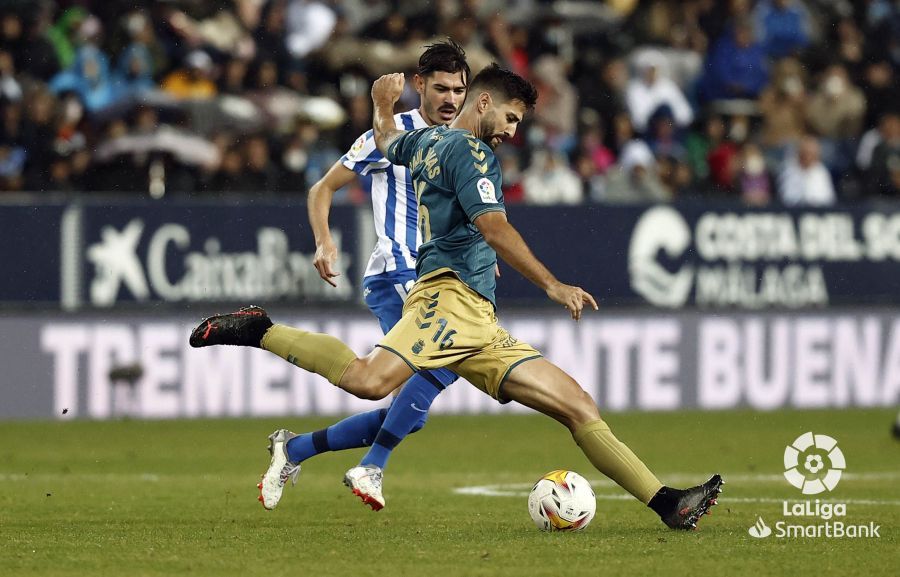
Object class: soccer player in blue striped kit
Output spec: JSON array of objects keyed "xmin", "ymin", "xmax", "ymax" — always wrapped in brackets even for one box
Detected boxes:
[{"xmin": 192, "ymin": 40, "xmax": 470, "ymax": 511}]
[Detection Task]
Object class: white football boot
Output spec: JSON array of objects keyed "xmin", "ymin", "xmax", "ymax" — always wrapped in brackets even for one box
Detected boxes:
[
  {"xmin": 343, "ymin": 465, "xmax": 385, "ymax": 511},
  {"xmin": 257, "ymin": 429, "xmax": 300, "ymax": 510}
]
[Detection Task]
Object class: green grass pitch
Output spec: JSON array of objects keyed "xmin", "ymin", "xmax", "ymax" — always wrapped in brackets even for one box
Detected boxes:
[{"xmin": 1, "ymin": 408, "xmax": 898, "ymax": 576}]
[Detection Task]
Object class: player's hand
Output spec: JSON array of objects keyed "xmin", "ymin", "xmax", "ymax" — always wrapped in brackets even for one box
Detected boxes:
[
  {"xmin": 546, "ymin": 281, "xmax": 598, "ymax": 321},
  {"xmin": 372, "ymin": 73, "xmax": 405, "ymax": 106},
  {"xmin": 495, "ymin": 264, "xmax": 501, "ymax": 278},
  {"xmin": 313, "ymin": 240, "xmax": 340, "ymax": 287}
]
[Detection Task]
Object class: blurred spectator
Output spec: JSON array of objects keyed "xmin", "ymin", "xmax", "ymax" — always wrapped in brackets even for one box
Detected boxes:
[
  {"xmin": 778, "ymin": 135, "xmax": 835, "ymax": 206},
  {"xmin": 112, "ymin": 43, "xmax": 156, "ymax": 99},
  {"xmin": 21, "ymin": 88, "xmax": 57, "ymax": 190},
  {"xmin": 646, "ymin": 107, "xmax": 687, "ymax": 162},
  {"xmin": 701, "ymin": 18, "xmax": 769, "ymax": 101},
  {"xmin": 522, "ymin": 148, "xmax": 582, "ymax": 205},
  {"xmin": 758, "ymin": 57, "xmax": 807, "ymax": 167},
  {"xmin": 807, "ymin": 64, "xmax": 866, "ymax": 179},
  {"xmin": 162, "ymin": 50, "xmax": 217, "ymax": 100},
  {"xmin": 48, "ymin": 17, "xmax": 117, "ymax": 112},
  {"xmin": 864, "ymin": 112, "xmax": 900, "ymax": 198},
  {"xmin": 10, "ymin": 6, "xmax": 59, "ymax": 81},
  {"xmin": 46, "ymin": 6, "xmax": 87, "ymax": 70},
  {"xmin": 707, "ymin": 119, "xmax": 742, "ymax": 193},
  {"xmin": 807, "ymin": 65, "xmax": 866, "ymax": 141},
  {"xmin": 497, "ymin": 148, "xmax": 525, "ymax": 204},
  {"xmin": 609, "ymin": 111, "xmax": 636, "ymax": 157},
  {"xmin": 601, "ymin": 139, "xmax": 671, "ymax": 203},
  {"xmin": 219, "ymin": 56, "xmax": 250, "ymax": 94},
  {"xmin": 0, "ymin": 50, "xmax": 22, "ymax": 102},
  {"xmin": 751, "ymin": 0, "xmax": 811, "ymax": 59},
  {"xmin": 736, "ymin": 142, "xmax": 772, "ymax": 205},
  {"xmin": 255, "ymin": 0, "xmax": 291, "ymax": 67},
  {"xmin": 243, "ymin": 133, "xmax": 280, "ymax": 192},
  {"xmin": 285, "ymin": 0, "xmax": 337, "ymax": 59},
  {"xmin": 590, "ymin": 57, "xmax": 628, "ymax": 130},
  {"xmin": 166, "ymin": 4, "xmax": 255, "ymax": 60},
  {"xmin": 656, "ymin": 154, "xmax": 694, "ymax": 199},
  {"xmin": 833, "ymin": 17, "xmax": 865, "ymax": 76},
  {"xmin": 44, "ymin": 152, "xmax": 74, "ymax": 192},
  {"xmin": 110, "ymin": 12, "xmax": 159, "ymax": 99},
  {"xmin": 531, "ymin": 55, "xmax": 577, "ymax": 154},
  {"xmin": 862, "ymin": 61, "xmax": 898, "ymax": 130},
  {"xmin": 337, "ymin": 92, "xmax": 371, "ymax": 151},
  {"xmin": 625, "ymin": 49, "xmax": 693, "ymax": 133},
  {"xmin": 210, "ymin": 145, "xmax": 245, "ymax": 192},
  {"xmin": 578, "ymin": 121, "xmax": 616, "ymax": 176},
  {"xmin": 0, "ymin": 142, "xmax": 25, "ymax": 190}
]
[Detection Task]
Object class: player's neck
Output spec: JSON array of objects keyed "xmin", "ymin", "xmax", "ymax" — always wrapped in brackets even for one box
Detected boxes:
[{"xmin": 449, "ymin": 107, "xmax": 479, "ymax": 138}]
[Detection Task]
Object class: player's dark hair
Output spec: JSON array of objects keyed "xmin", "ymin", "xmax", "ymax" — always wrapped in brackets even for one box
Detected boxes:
[
  {"xmin": 417, "ymin": 39, "xmax": 470, "ymax": 85},
  {"xmin": 469, "ymin": 63, "xmax": 538, "ymax": 110}
]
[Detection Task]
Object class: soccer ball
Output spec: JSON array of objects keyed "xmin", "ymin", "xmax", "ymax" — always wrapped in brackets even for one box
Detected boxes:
[{"xmin": 528, "ymin": 470, "xmax": 596, "ymax": 531}]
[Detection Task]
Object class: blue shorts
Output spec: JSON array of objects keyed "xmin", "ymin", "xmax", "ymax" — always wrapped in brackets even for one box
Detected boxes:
[{"xmin": 363, "ymin": 270, "xmax": 417, "ymax": 335}]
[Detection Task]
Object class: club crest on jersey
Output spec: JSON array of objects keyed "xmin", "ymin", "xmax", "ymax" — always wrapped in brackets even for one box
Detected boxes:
[
  {"xmin": 347, "ymin": 135, "xmax": 367, "ymax": 160},
  {"xmin": 477, "ymin": 178, "xmax": 497, "ymax": 203}
]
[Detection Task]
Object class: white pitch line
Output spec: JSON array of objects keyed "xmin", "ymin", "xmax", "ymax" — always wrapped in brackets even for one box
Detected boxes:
[
  {"xmin": 455, "ymin": 471, "xmax": 900, "ymax": 506},
  {"xmin": 0, "ymin": 473, "xmax": 161, "ymax": 482},
  {"xmin": 455, "ymin": 489, "xmax": 900, "ymax": 507}
]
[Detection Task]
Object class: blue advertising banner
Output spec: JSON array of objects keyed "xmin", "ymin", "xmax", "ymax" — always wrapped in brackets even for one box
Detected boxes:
[
  {"xmin": 0, "ymin": 203, "xmax": 67, "ymax": 304},
  {"xmin": 72, "ymin": 200, "xmax": 361, "ymax": 308},
  {"xmin": 500, "ymin": 203, "xmax": 900, "ymax": 308},
  {"xmin": 2, "ymin": 199, "xmax": 898, "ymax": 309}
]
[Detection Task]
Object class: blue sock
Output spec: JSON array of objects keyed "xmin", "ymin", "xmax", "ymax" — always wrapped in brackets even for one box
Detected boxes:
[
  {"xmin": 286, "ymin": 408, "xmax": 387, "ymax": 463},
  {"xmin": 360, "ymin": 368, "xmax": 456, "ymax": 469}
]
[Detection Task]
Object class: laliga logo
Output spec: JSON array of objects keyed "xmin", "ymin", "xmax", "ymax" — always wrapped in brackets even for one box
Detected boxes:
[
  {"xmin": 783, "ymin": 432, "xmax": 846, "ymax": 495},
  {"xmin": 627, "ymin": 206, "xmax": 693, "ymax": 308}
]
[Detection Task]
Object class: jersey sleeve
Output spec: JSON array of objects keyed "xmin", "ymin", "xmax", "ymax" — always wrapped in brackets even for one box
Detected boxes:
[
  {"xmin": 385, "ymin": 127, "xmax": 430, "ymax": 167},
  {"xmin": 449, "ymin": 135, "xmax": 505, "ymax": 222},
  {"xmin": 340, "ymin": 130, "xmax": 391, "ymax": 176}
]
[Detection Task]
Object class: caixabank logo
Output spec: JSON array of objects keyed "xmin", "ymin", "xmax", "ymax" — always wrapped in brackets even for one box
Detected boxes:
[{"xmin": 749, "ymin": 432, "xmax": 880, "ymax": 539}]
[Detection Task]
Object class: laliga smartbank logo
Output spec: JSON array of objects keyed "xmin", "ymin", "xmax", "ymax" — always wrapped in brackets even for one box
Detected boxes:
[
  {"xmin": 783, "ymin": 431, "xmax": 845, "ymax": 494},
  {"xmin": 748, "ymin": 432, "xmax": 880, "ymax": 539}
]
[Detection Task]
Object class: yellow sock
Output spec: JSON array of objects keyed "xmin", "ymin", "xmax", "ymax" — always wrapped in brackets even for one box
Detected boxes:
[
  {"xmin": 573, "ymin": 419, "xmax": 663, "ymax": 504},
  {"xmin": 261, "ymin": 324, "xmax": 356, "ymax": 386}
]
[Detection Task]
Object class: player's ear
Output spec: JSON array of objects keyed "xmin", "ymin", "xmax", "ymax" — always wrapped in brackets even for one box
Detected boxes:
[
  {"xmin": 478, "ymin": 91, "xmax": 492, "ymax": 113},
  {"xmin": 414, "ymin": 74, "xmax": 425, "ymax": 95}
]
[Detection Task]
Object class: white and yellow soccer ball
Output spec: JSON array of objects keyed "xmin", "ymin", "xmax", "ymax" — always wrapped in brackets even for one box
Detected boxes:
[{"xmin": 528, "ymin": 470, "xmax": 596, "ymax": 531}]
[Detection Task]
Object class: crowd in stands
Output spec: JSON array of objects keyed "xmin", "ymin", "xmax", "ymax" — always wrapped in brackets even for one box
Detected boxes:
[{"xmin": 0, "ymin": 0, "xmax": 897, "ymax": 205}]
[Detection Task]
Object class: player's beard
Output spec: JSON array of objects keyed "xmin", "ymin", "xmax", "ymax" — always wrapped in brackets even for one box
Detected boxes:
[{"xmin": 479, "ymin": 115, "xmax": 500, "ymax": 149}]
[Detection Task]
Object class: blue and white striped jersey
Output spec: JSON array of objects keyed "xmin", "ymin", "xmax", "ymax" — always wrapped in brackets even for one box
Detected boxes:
[{"xmin": 341, "ymin": 109, "xmax": 428, "ymax": 278}]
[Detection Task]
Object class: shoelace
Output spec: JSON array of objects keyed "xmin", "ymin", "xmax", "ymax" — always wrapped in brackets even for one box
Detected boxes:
[
  {"xmin": 279, "ymin": 463, "xmax": 300, "ymax": 487},
  {"xmin": 363, "ymin": 468, "xmax": 383, "ymax": 489}
]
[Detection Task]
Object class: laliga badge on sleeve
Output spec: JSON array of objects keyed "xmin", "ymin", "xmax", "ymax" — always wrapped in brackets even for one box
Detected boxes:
[
  {"xmin": 347, "ymin": 135, "xmax": 367, "ymax": 160},
  {"xmin": 477, "ymin": 177, "xmax": 497, "ymax": 203}
]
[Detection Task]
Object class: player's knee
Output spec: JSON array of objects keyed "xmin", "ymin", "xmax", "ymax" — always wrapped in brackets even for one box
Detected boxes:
[
  {"xmin": 354, "ymin": 375, "xmax": 396, "ymax": 401},
  {"xmin": 563, "ymin": 389, "xmax": 601, "ymax": 429},
  {"xmin": 341, "ymin": 362, "xmax": 394, "ymax": 400}
]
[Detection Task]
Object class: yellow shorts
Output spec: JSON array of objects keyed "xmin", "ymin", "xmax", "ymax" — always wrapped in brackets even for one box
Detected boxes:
[{"xmin": 377, "ymin": 271, "xmax": 542, "ymax": 401}]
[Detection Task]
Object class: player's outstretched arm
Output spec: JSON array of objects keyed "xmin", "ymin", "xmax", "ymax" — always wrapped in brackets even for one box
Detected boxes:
[
  {"xmin": 474, "ymin": 211, "xmax": 598, "ymax": 320},
  {"xmin": 371, "ymin": 73, "xmax": 406, "ymax": 156},
  {"xmin": 307, "ymin": 161, "xmax": 358, "ymax": 287}
]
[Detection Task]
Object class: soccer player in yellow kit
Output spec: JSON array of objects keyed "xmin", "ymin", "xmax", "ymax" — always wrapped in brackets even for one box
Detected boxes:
[{"xmin": 191, "ymin": 64, "xmax": 723, "ymax": 530}]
